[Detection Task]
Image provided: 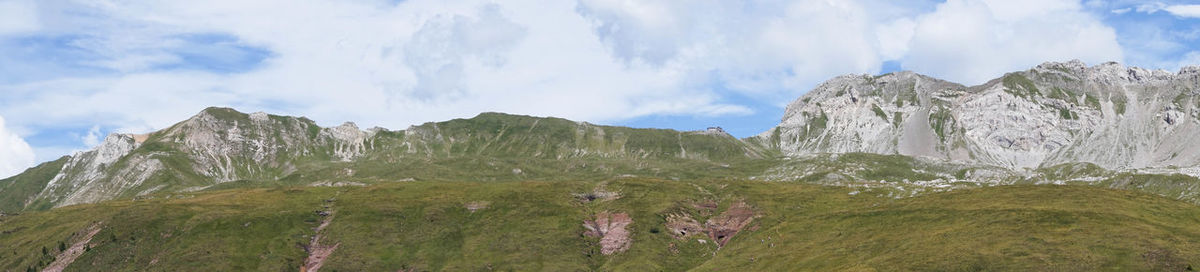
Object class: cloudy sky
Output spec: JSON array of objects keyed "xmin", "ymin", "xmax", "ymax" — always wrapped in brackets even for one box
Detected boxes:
[{"xmin": 0, "ymin": 0, "xmax": 1199, "ymax": 178}]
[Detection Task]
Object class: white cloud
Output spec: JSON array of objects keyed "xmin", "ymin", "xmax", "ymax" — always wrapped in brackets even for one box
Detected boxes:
[
  {"xmin": 1174, "ymin": 51, "xmax": 1200, "ymax": 70},
  {"xmin": 1136, "ymin": 2, "xmax": 1168, "ymax": 13},
  {"xmin": 1130, "ymin": 2, "xmax": 1200, "ymax": 18},
  {"xmin": 902, "ymin": 0, "xmax": 1123, "ymax": 84},
  {"xmin": 574, "ymin": 0, "xmax": 920, "ymax": 101},
  {"xmin": 1165, "ymin": 5, "xmax": 1200, "ymax": 18},
  {"xmin": 876, "ymin": 18, "xmax": 917, "ymax": 60},
  {"xmin": 402, "ymin": 3, "xmax": 527, "ymax": 102},
  {"xmin": 82, "ymin": 125, "xmax": 101, "ymax": 147},
  {"xmin": 0, "ymin": 115, "xmax": 35, "ymax": 179},
  {"xmin": 0, "ymin": 0, "xmax": 38, "ymax": 35}
]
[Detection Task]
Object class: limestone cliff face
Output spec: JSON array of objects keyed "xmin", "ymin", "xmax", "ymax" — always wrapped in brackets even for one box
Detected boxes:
[
  {"xmin": 25, "ymin": 108, "xmax": 378, "ymax": 208},
  {"xmin": 760, "ymin": 60, "xmax": 1200, "ymax": 171}
]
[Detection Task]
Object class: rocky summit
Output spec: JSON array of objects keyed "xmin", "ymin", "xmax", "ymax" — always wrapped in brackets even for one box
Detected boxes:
[{"xmin": 3, "ymin": 61, "xmax": 1200, "ymax": 271}]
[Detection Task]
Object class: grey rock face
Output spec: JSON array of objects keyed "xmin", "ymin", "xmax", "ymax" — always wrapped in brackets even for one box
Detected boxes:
[
  {"xmin": 760, "ymin": 60, "xmax": 1200, "ymax": 171},
  {"xmin": 28, "ymin": 107, "xmax": 379, "ymax": 208}
]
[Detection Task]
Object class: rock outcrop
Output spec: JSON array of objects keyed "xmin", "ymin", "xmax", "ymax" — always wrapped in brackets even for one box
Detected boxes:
[{"xmin": 20, "ymin": 108, "xmax": 379, "ymax": 208}]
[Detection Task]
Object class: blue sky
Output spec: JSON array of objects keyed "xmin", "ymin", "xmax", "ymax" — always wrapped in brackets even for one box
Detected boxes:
[{"xmin": 0, "ymin": 0, "xmax": 1198, "ymax": 178}]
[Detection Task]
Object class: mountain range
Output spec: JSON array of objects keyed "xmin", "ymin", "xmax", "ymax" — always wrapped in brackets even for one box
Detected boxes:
[
  {"xmin": 3, "ymin": 60, "xmax": 1200, "ymax": 271},
  {"xmin": 6, "ymin": 60, "xmax": 1200, "ymax": 210}
]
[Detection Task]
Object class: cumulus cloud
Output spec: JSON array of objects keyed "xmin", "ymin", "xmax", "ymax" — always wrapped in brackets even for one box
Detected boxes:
[
  {"xmin": 0, "ymin": 115, "xmax": 35, "ymax": 179},
  {"xmin": 902, "ymin": 0, "xmax": 1123, "ymax": 84},
  {"xmin": 575, "ymin": 0, "xmax": 927, "ymax": 98},
  {"xmin": 402, "ymin": 4, "xmax": 527, "ymax": 101}
]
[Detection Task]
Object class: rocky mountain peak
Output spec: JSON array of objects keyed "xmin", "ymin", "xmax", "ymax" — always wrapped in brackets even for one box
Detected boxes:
[
  {"xmin": 766, "ymin": 60, "xmax": 1200, "ymax": 171},
  {"xmin": 1031, "ymin": 60, "xmax": 1185, "ymax": 85},
  {"xmin": 781, "ymin": 71, "xmax": 964, "ymax": 123},
  {"xmin": 1179, "ymin": 65, "xmax": 1200, "ymax": 78},
  {"xmin": 1034, "ymin": 59, "xmax": 1088, "ymax": 74}
]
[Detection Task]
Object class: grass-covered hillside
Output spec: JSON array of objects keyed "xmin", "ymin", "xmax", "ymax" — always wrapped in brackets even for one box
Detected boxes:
[{"xmin": 1, "ymin": 179, "xmax": 1198, "ymax": 271}]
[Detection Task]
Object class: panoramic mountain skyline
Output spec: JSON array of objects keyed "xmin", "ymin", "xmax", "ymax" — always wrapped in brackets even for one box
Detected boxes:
[
  {"xmin": 1, "ymin": 0, "xmax": 1199, "ymax": 178},
  {"xmin": 6, "ymin": 1, "xmax": 1200, "ymax": 270}
]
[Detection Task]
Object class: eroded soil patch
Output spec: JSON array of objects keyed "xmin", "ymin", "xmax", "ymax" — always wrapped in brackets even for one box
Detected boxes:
[
  {"xmin": 583, "ymin": 212, "xmax": 633, "ymax": 255},
  {"xmin": 42, "ymin": 222, "xmax": 103, "ymax": 272},
  {"xmin": 301, "ymin": 200, "xmax": 339, "ymax": 272},
  {"xmin": 705, "ymin": 201, "xmax": 754, "ymax": 246},
  {"xmin": 664, "ymin": 200, "xmax": 756, "ymax": 247}
]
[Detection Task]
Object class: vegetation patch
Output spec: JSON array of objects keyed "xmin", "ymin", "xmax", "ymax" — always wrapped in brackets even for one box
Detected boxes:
[
  {"xmin": 1058, "ymin": 107, "xmax": 1078, "ymax": 120},
  {"xmin": 871, "ymin": 104, "xmax": 888, "ymax": 121},
  {"xmin": 1085, "ymin": 94, "xmax": 1101, "ymax": 109},
  {"xmin": 1002, "ymin": 73, "xmax": 1040, "ymax": 98},
  {"xmin": 1114, "ymin": 98, "xmax": 1128, "ymax": 115},
  {"xmin": 929, "ymin": 106, "xmax": 953, "ymax": 142}
]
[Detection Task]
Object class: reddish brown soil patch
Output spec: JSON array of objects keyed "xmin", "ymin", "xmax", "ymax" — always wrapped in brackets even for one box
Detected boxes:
[
  {"xmin": 665, "ymin": 213, "xmax": 703, "ymax": 239},
  {"xmin": 43, "ymin": 222, "xmax": 103, "ymax": 272},
  {"xmin": 583, "ymin": 212, "xmax": 633, "ymax": 255},
  {"xmin": 131, "ymin": 133, "xmax": 150, "ymax": 144},
  {"xmin": 705, "ymin": 201, "xmax": 755, "ymax": 246},
  {"xmin": 662, "ymin": 200, "xmax": 756, "ymax": 247},
  {"xmin": 690, "ymin": 200, "xmax": 718, "ymax": 216},
  {"xmin": 301, "ymin": 205, "xmax": 339, "ymax": 272}
]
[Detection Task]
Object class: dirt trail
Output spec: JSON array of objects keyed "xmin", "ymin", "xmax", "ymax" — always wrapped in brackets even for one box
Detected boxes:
[
  {"xmin": 301, "ymin": 201, "xmax": 339, "ymax": 272},
  {"xmin": 583, "ymin": 212, "xmax": 633, "ymax": 255},
  {"xmin": 42, "ymin": 222, "xmax": 103, "ymax": 272}
]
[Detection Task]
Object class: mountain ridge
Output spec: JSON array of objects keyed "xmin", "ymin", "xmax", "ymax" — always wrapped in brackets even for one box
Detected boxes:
[
  {"xmin": 1, "ymin": 108, "xmax": 767, "ymax": 210},
  {"xmin": 4, "ymin": 60, "xmax": 1200, "ymax": 211}
]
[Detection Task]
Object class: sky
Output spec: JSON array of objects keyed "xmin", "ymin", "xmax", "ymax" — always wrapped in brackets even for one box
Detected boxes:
[{"xmin": 0, "ymin": 0, "xmax": 1199, "ymax": 178}]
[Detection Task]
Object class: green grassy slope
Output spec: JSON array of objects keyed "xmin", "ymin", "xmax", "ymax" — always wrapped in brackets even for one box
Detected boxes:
[
  {"xmin": 1, "ymin": 180, "xmax": 1198, "ymax": 271},
  {"xmin": 0, "ymin": 157, "xmax": 68, "ymax": 212}
]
